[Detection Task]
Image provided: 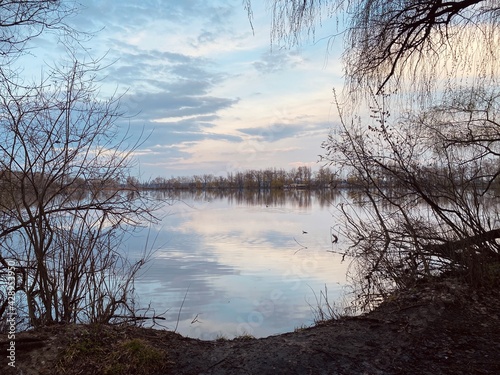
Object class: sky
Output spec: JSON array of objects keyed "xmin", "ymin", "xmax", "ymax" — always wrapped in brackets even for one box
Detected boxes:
[{"xmin": 22, "ymin": 0, "xmax": 345, "ymax": 179}]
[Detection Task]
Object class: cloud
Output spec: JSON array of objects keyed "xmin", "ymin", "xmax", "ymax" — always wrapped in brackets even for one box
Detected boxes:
[
  {"xmin": 253, "ymin": 50, "xmax": 304, "ymax": 74},
  {"xmin": 89, "ymin": 41, "xmax": 241, "ymax": 124},
  {"xmin": 238, "ymin": 123, "xmax": 302, "ymax": 142},
  {"xmin": 105, "ymin": 45, "xmax": 226, "ymax": 89},
  {"xmin": 238, "ymin": 121, "xmax": 329, "ymax": 142},
  {"xmin": 143, "ymin": 122, "xmax": 243, "ymax": 146},
  {"xmin": 122, "ymin": 91, "xmax": 239, "ymax": 121},
  {"xmin": 74, "ymin": 1, "xmax": 234, "ymax": 31},
  {"xmin": 19, "ymin": 0, "xmax": 342, "ymax": 179}
]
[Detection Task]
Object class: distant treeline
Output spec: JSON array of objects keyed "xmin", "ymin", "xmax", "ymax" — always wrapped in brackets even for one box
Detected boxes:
[
  {"xmin": 142, "ymin": 166, "xmax": 344, "ymax": 190},
  {"xmin": 140, "ymin": 161, "xmax": 497, "ymax": 191}
]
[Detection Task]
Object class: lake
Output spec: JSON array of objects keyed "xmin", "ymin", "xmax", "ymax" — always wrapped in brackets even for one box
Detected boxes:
[{"xmin": 125, "ymin": 189, "xmax": 351, "ymax": 340}]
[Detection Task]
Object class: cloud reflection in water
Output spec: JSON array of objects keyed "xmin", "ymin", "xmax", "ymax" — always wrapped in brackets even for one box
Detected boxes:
[{"xmin": 126, "ymin": 190, "xmax": 349, "ymax": 339}]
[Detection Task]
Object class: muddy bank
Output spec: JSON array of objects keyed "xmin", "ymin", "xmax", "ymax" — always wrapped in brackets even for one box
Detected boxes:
[{"xmin": 1, "ymin": 278, "xmax": 499, "ymax": 374}]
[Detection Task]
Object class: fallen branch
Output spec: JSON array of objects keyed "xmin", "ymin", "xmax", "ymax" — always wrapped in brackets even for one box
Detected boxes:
[{"xmin": 426, "ymin": 228, "xmax": 500, "ymax": 260}]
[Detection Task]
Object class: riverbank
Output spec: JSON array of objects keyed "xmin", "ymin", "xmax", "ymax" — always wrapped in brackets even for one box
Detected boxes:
[{"xmin": 2, "ymin": 277, "xmax": 499, "ymax": 374}]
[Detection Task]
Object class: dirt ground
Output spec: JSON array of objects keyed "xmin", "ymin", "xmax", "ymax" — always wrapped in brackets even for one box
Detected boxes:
[{"xmin": 1, "ymin": 277, "xmax": 499, "ymax": 375}]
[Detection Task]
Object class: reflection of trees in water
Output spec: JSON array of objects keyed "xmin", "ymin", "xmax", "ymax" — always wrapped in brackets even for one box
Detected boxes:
[{"xmin": 149, "ymin": 188, "xmax": 345, "ymax": 209}]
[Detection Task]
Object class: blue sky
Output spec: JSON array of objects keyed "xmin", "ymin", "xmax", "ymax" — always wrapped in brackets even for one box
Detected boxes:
[{"xmin": 22, "ymin": 0, "xmax": 344, "ymax": 179}]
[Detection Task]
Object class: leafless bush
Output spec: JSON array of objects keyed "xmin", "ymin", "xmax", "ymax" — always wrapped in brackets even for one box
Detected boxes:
[
  {"xmin": 0, "ymin": 59, "xmax": 158, "ymax": 329},
  {"xmin": 324, "ymin": 88, "xmax": 500, "ymax": 309}
]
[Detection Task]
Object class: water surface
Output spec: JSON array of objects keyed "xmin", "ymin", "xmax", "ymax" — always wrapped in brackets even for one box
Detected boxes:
[{"xmin": 126, "ymin": 190, "xmax": 350, "ymax": 340}]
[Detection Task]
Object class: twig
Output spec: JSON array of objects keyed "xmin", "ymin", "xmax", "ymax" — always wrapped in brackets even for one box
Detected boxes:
[
  {"xmin": 191, "ymin": 313, "xmax": 201, "ymax": 324},
  {"xmin": 174, "ymin": 284, "xmax": 190, "ymax": 333},
  {"xmin": 293, "ymin": 237, "xmax": 308, "ymax": 254}
]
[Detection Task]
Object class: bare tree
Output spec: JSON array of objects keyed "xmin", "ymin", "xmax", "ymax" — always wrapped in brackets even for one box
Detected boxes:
[
  {"xmin": 0, "ymin": 59, "xmax": 156, "ymax": 327},
  {"xmin": 252, "ymin": 0, "xmax": 500, "ymax": 307},
  {"xmin": 323, "ymin": 88, "xmax": 500, "ymax": 309},
  {"xmin": 263, "ymin": 0, "xmax": 500, "ymax": 100},
  {"xmin": 0, "ymin": 1, "xmax": 76, "ymax": 61}
]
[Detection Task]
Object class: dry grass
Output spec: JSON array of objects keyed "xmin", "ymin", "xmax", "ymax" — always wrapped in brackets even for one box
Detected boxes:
[{"xmin": 56, "ymin": 324, "xmax": 172, "ymax": 375}]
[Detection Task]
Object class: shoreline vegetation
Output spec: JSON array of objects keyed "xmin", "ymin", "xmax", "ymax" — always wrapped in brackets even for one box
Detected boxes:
[
  {"xmin": 7, "ymin": 163, "xmax": 500, "ymax": 194},
  {"xmin": 140, "ymin": 166, "xmax": 340, "ymax": 191},
  {"xmin": 2, "ymin": 275, "xmax": 499, "ymax": 375},
  {"xmin": 133, "ymin": 163, "xmax": 500, "ymax": 192}
]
